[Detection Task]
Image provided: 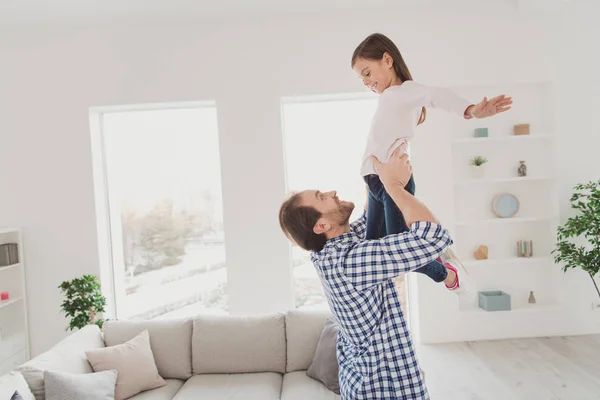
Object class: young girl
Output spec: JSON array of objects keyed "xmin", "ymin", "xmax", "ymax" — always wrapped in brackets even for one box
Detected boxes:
[{"xmin": 351, "ymin": 33, "xmax": 512, "ymax": 293}]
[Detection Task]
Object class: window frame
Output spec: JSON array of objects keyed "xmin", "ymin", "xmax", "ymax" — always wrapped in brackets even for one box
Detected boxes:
[{"xmin": 89, "ymin": 101, "xmax": 220, "ymax": 319}]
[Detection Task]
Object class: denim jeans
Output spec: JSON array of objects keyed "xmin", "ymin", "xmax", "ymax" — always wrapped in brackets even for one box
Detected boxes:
[{"xmin": 364, "ymin": 174, "xmax": 448, "ymax": 283}]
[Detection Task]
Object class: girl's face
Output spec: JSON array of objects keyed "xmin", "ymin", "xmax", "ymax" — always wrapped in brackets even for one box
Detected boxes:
[{"xmin": 352, "ymin": 54, "xmax": 397, "ymax": 94}]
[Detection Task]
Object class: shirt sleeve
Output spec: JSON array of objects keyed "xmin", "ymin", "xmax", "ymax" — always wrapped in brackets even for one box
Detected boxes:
[
  {"xmin": 349, "ymin": 210, "xmax": 367, "ymax": 239},
  {"xmin": 410, "ymin": 81, "xmax": 472, "ymax": 117},
  {"xmin": 342, "ymin": 221, "xmax": 452, "ymax": 291}
]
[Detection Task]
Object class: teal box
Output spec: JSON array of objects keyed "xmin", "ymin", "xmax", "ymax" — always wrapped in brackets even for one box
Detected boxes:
[
  {"xmin": 474, "ymin": 128, "xmax": 488, "ymax": 138},
  {"xmin": 478, "ymin": 291, "xmax": 511, "ymax": 311}
]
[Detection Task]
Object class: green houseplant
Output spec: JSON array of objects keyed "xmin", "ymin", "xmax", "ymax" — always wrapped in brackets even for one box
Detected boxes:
[
  {"xmin": 470, "ymin": 156, "xmax": 488, "ymax": 167},
  {"xmin": 59, "ymin": 274, "xmax": 107, "ymax": 331},
  {"xmin": 469, "ymin": 156, "xmax": 488, "ymax": 179},
  {"xmin": 553, "ymin": 180, "xmax": 600, "ymax": 298}
]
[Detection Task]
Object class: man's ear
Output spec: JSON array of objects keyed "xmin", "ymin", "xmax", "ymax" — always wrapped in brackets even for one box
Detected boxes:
[{"xmin": 313, "ymin": 218, "xmax": 330, "ymax": 235}]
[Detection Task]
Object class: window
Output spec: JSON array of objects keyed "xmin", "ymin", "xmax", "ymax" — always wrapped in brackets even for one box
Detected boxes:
[
  {"xmin": 282, "ymin": 96, "xmax": 377, "ymax": 308},
  {"xmin": 93, "ymin": 104, "xmax": 227, "ymax": 320}
]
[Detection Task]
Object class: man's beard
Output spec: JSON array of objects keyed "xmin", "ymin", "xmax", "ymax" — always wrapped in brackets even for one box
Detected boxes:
[{"xmin": 330, "ymin": 201, "xmax": 355, "ymax": 225}]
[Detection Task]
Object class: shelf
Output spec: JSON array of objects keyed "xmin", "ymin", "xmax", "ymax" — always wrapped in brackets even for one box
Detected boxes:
[
  {"xmin": 463, "ymin": 257, "xmax": 551, "ymax": 268},
  {"xmin": 0, "ymin": 263, "xmax": 20, "ymax": 273},
  {"xmin": 452, "ymin": 135, "xmax": 553, "ymax": 144},
  {"xmin": 455, "ymin": 177, "xmax": 556, "ymax": 185},
  {"xmin": 0, "ymin": 229, "xmax": 19, "ymax": 235},
  {"xmin": 460, "ymin": 305, "xmax": 562, "ymax": 314},
  {"xmin": 455, "ymin": 216, "xmax": 558, "ymax": 226},
  {"xmin": 0, "ymin": 297, "xmax": 23, "ymax": 310}
]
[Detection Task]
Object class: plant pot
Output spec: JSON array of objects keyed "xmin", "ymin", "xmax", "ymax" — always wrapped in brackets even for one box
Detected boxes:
[{"xmin": 470, "ymin": 165, "xmax": 486, "ymax": 179}]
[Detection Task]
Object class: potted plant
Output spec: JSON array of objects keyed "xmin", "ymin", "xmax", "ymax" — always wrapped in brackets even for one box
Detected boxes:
[
  {"xmin": 58, "ymin": 274, "xmax": 107, "ymax": 331},
  {"xmin": 553, "ymin": 180, "xmax": 600, "ymax": 299},
  {"xmin": 469, "ymin": 156, "xmax": 488, "ymax": 179}
]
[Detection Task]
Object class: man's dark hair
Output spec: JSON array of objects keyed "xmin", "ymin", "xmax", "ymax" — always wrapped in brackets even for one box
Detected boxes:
[{"xmin": 279, "ymin": 193, "xmax": 327, "ymax": 252}]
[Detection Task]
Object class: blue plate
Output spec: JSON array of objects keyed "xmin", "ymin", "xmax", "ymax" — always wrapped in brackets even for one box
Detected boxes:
[{"xmin": 493, "ymin": 193, "xmax": 520, "ymax": 218}]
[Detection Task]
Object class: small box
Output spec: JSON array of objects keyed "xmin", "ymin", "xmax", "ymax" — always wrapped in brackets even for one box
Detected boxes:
[
  {"xmin": 0, "ymin": 243, "xmax": 18, "ymax": 267},
  {"xmin": 474, "ymin": 128, "xmax": 488, "ymax": 138},
  {"xmin": 514, "ymin": 124, "xmax": 530, "ymax": 135},
  {"xmin": 478, "ymin": 291, "xmax": 511, "ymax": 312}
]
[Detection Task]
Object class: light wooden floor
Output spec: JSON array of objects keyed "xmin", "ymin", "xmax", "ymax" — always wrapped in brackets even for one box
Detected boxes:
[{"xmin": 416, "ymin": 335, "xmax": 600, "ymax": 400}]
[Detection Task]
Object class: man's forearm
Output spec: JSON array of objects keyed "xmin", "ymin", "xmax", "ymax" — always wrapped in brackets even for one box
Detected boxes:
[{"xmin": 386, "ymin": 184, "xmax": 439, "ymax": 226}]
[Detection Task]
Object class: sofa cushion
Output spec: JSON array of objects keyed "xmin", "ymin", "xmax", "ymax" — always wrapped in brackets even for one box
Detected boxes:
[
  {"xmin": 0, "ymin": 371, "xmax": 35, "ymax": 400},
  {"xmin": 307, "ymin": 318, "xmax": 340, "ymax": 394},
  {"xmin": 285, "ymin": 309, "xmax": 331, "ymax": 372},
  {"xmin": 86, "ymin": 330, "xmax": 166, "ymax": 400},
  {"xmin": 127, "ymin": 379, "xmax": 185, "ymax": 400},
  {"xmin": 192, "ymin": 314, "xmax": 285, "ymax": 374},
  {"xmin": 172, "ymin": 373, "xmax": 282, "ymax": 400},
  {"xmin": 281, "ymin": 371, "xmax": 341, "ymax": 400},
  {"xmin": 16, "ymin": 325, "xmax": 105, "ymax": 400},
  {"xmin": 43, "ymin": 369, "xmax": 117, "ymax": 400},
  {"xmin": 103, "ymin": 318, "xmax": 192, "ymax": 379}
]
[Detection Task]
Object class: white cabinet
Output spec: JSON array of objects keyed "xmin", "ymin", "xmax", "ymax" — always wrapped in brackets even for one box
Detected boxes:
[{"xmin": 0, "ymin": 229, "xmax": 30, "ymax": 375}]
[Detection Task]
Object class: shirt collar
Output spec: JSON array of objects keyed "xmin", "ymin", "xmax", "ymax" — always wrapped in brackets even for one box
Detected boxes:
[{"xmin": 322, "ymin": 231, "xmax": 359, "ymax": 251}]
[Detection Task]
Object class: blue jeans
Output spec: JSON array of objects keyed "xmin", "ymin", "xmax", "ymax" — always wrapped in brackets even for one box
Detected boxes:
[{"xmin": 364, "ymin": 174, "xmax": 448, "ymax": 283}]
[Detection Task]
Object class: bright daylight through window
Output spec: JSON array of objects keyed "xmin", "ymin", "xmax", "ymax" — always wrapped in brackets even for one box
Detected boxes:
[
  {"xmin": 99, "ymin": 105, "xmax": 226, "ymax": 320},
  {"xmin": 282, "ymin": 96, "xmax": 377, "ymax": 309}
]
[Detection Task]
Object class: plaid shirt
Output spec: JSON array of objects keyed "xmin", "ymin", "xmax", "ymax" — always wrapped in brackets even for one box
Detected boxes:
[{"xmin": 311, "ymin": 212, "xmax": 452, "ymax": 399}]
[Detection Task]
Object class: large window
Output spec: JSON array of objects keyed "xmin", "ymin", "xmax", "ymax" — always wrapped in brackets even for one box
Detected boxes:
[
  {"xmin": 282, "ymin": 96, "xmax": 377, "ymax": 308},
  {"xmin": 95, "ymin": 105, "xmax": 227, "ymax": 320}
]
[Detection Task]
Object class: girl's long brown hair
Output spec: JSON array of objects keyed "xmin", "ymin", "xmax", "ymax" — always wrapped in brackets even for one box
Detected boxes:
[{"xmin": 352, "ymin": 33, "xmax": 426, "ymax": 125}]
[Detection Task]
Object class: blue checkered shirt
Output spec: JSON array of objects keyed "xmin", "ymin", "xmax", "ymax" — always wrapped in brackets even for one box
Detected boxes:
[{"xmin": 311, "ymin": 212, "xmax": 452, "ymax": 399}]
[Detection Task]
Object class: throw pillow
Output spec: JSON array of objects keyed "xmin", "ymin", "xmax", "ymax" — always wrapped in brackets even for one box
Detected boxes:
[
  {"xmin": 85, "ymin": 330, "xmax": 166, "ymax": 400},
  {"xmin": 306, "ymin": 317, "xmax": 340, "ymax": 394},
  {"xmin": 0, "ymin": 371, "xmax": 35, "ymax": 400},
  {"xmin": 44, "ymin": 370, "xmax": 117, "ymax": 400}
]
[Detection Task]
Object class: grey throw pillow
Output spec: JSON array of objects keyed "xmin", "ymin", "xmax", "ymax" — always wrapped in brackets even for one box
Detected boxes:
[
  {"xmin": 306, "ymin": 318, "xmax": 340, "ymax": 394},
  {"xmin": 44, "ymin": 370, "xmax": 118, "ymax": 400}
]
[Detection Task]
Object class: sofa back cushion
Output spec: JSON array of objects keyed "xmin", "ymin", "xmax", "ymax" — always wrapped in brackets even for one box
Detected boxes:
[
  {"xmin": 102, "ymin": 318, "xmax": 192, "ymax": 380},
  {"xmin": 285, "ymin": 309, "xmax": 331, "ymax": 372},
  {"xmin": 192, "ymin": 313, "xmax": 286, "ymax": 374},
  {"xmin": 16, "ymin": 325, "xmax": 105, "ymax": 400}
]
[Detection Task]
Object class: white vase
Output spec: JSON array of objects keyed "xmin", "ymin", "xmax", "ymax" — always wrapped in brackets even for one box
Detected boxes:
[{"xmin": 470, "ymin": 165, "xmax": 486, "ymax": 179}]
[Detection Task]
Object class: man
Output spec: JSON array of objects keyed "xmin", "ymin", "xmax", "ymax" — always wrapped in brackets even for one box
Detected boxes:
[{"xmin": 278, "ymin": 144, "xmax": 458, "ymax": 399}]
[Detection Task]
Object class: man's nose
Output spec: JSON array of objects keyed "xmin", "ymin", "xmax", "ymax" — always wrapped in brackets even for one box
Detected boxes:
[{"xmin": 326, "ymin": 191, "xmax": 337, "ymax": 197}]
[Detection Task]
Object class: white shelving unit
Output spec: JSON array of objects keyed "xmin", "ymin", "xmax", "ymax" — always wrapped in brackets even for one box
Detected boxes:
[
  {"xmin": 0, "ymin": 229, "xmax": 30, "ymax": 375},
  {"xmin": 455, "ymin": 216, "xmax": 559, "ymax": 226},
  {"xmin": 449, "ymin": 82, "xmax": 562, "ymax": 315},
  {"xmin": 452, "ymin": 134, "xmax": 553, "ymax": 144},
  {"xmin": 455, "ymin": 176, "xmax": 556, "ymax": 185},
  {"xmin": 462, "ymin": 256, "xmax": 552, "ymax": 268}
]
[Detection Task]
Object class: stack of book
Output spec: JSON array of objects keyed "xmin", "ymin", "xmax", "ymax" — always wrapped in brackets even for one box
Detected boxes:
[
  {"xmin": 517, "ymin": 240, "xmax": 533, "ymax": 258},
  {"xmin": 0, "ymin": 243, "xmax": 19, "ymax": 267}
]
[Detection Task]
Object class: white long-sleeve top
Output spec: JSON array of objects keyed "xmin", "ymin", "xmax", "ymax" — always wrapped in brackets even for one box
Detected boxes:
[{"xmin": 360, "ymin": 81, "xmax": 472, "ymax": 176}]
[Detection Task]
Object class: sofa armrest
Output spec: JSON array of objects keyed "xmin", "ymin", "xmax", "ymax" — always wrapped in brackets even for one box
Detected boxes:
[{"xmin": 16, "ymin": 325, "xmax": 105, "ymax": 400}]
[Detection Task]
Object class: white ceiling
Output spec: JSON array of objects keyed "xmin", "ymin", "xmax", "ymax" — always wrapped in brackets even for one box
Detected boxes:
[{"xmin": 0, "ymin": 0, "xmax": 573, "ymax": 27}]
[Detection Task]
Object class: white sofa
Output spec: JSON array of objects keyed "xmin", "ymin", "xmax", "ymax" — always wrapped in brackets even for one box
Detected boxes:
[{"xmin": 6, "ymin": 310, "xmax": 340, "ymax": 400}]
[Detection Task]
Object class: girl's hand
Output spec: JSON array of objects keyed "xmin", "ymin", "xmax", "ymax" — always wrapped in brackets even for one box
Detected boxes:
[{"xmin": 466, "ymin": 95, "xmax": 513, "ymax": 119}]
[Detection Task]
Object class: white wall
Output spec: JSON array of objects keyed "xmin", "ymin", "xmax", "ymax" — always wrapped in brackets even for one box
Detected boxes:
[{"xmin": 1, "ymin": 1, "xmax": 599, "ymax": 355}]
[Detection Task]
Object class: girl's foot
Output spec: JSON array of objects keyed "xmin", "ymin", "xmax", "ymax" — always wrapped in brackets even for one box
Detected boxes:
[
  {"xmin": 443, "ymin": 265, "xmax": 457, "ymax": 287},
  {"xmin": 442, "ymin": 252, "xmax": 474, "ymax": 294},
  {"xmin": 444, "ymin": 262, "xmax": 464, "ymax": 294}
]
